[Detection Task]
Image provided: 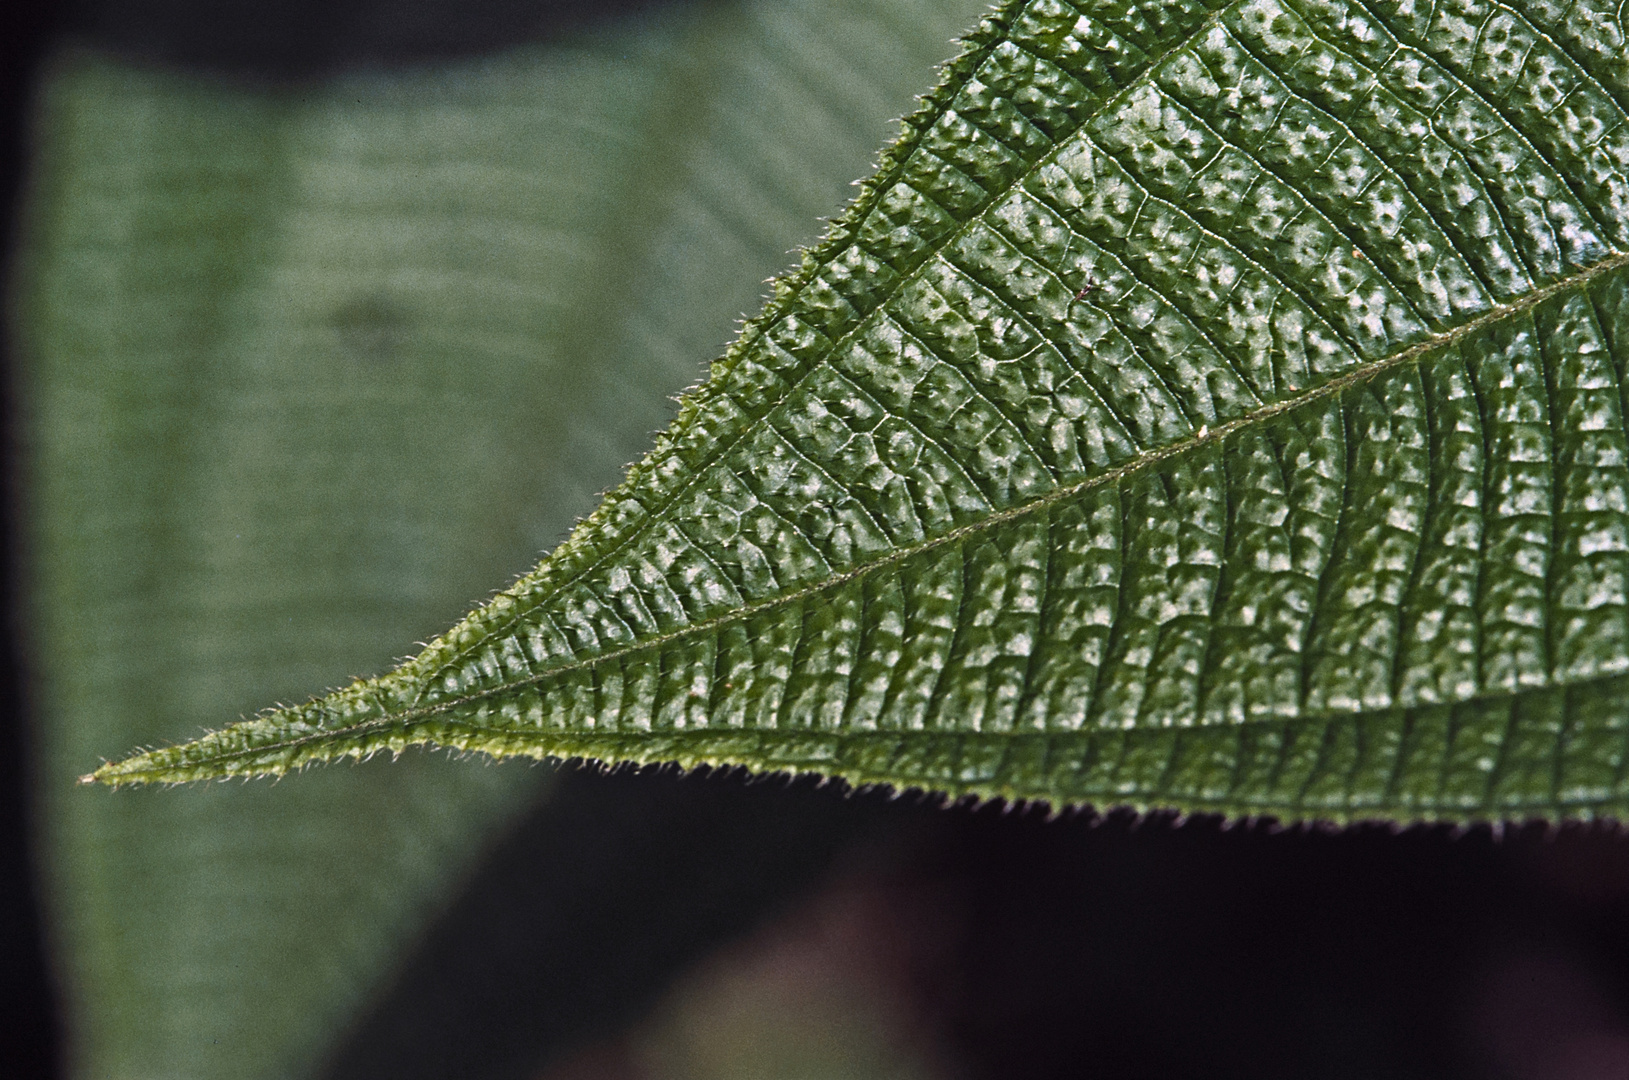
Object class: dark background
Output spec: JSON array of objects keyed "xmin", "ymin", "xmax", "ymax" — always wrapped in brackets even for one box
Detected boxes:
[
  {"xmin": 7, "ymin": 4, "xmax": 1629, "ymax": 1080},
  {"xmin": 3, "ymin": 3, "xmax": 70, "ymax": 1077}
]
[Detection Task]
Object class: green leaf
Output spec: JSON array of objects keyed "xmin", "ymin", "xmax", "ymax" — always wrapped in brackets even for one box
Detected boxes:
[
  {"xmin": 88, "ymin": 0, "xmax": 1629, "ymax": 824},
  {"xmin": 22, "ymin": 2, "xmax": 994, "ymax": 1076}
]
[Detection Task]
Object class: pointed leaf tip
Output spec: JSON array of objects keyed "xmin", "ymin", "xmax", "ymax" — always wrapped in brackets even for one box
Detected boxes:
[{"xmin": 93, "ymin": 0, "xmax": 1629, "ymax": 823}]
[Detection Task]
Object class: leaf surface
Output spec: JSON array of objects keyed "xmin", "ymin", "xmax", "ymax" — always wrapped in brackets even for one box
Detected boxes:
[
  {"xmin": 92, "ymin": 0, "xmax": 1629, "ymax": 822},
  {"xmin": 24, "ymin": 2, "xmax": 990, "ymax": 1076}
]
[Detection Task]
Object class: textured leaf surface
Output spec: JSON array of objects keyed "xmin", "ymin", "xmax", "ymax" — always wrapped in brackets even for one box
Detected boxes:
[
  {"xmin": 93, "ymin": 0, "xmax": 1629, "ymax": 824},
  {"xmin": 22, "ymin": 2, "xmax": 988, "ymax": 1076}
]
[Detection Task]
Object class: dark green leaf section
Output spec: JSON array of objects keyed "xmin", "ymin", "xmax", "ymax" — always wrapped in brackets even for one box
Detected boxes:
[
  {"xmin": 149, "ymin": 679, "xmax": 1628, "ymax": 820},
  {"xmin": 94, "ymin": 0, "xmax": 1629, "ymax": 822}
]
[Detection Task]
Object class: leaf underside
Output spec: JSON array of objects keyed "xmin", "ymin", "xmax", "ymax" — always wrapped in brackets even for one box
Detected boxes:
[{"xmin": 94, "ymin": 0, "xmax": 1629, "ymax": 823}]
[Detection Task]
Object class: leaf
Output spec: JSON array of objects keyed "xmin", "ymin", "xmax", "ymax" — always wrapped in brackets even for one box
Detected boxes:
[
  {"xmin": 88, "ymin": 0, "xmax": 1629, "ymax": 824},
  {"xmin": 22, "ymin": 2, "xmax": 992, "ymax": 1076}
]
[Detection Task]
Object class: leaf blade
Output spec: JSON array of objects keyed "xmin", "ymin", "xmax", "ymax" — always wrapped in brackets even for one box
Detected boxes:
[{"xmin": 93, "ymin": 0, "xmax": 1629, "ymax": 822}]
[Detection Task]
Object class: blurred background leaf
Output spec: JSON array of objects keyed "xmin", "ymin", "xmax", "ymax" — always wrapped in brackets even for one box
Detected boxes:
[{"xmin": 14, "ymin": 1, "xmax": 988, "ymax": 1075}]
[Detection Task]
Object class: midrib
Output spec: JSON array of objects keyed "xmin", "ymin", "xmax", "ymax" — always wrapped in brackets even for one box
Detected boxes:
[
  {"xmin": 98, "ymin": 245, "xmax": 1629, "ymax": 782},
  {"xmin": 99, "ymin": 580, "xmax": 1629, "ymax": 783}
]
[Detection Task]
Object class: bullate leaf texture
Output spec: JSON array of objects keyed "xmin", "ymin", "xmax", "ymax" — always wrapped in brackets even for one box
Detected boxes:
[{"xmin": 91, "ymin": 0, "xmax": 1629, "ymax": 823}]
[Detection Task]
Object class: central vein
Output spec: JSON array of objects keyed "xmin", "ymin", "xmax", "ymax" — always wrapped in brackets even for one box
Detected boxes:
[{"xmin": 136, "ymin": 246, "xmax": 1629, "ymax": 772}]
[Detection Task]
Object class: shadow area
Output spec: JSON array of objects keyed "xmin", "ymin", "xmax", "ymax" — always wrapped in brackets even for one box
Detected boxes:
[
  {"xmin": 313, "ymin": 767, "xmax": 935, "ymax": 1080},
  {"xmin": 318, "ymin": 766, "xmax": 1629, "ymax": 1080}
]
